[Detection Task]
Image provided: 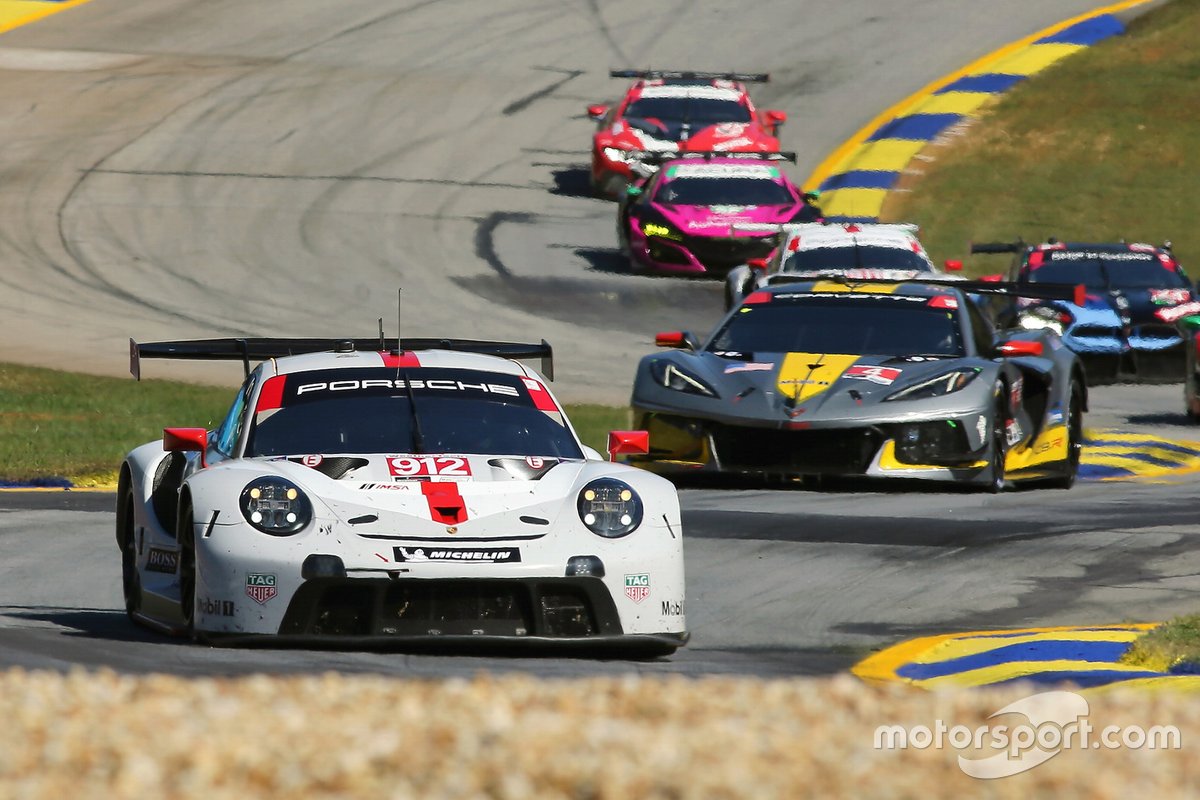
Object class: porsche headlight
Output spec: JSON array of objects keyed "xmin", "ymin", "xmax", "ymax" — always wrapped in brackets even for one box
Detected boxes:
[
  {"xmin": 603, "ymin": 146, "xmax": 630, "ymax": 163},
  {"xmin": 884, "ymin": 369, "xmax": 981, "ymax": 402},
  {"xmin": 1018, "ymin": 305, "xmax": 1072, "ymax": 335},
  {"xmin": 649, "ymin": 361, "xmax": 718, "ymax": 397},
  {"xmin": 239, "ymin": 477, "xmax": 312, "ymax": 535},
  {"xmin": 642, "ymin": 222, "xmax": 683, "ymax": 241},
  {"xmin": 577, "ymin": 478, "xmax": 643, "ymax": 538}
]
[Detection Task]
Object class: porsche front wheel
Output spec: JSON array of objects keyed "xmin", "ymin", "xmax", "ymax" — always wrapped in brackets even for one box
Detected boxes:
[
  {"xmin": 178, "ymin": 499, "xmax": 196, "ymax": 636},
  {"xmin": 118, "ymin": 486, "xmax": 141, "ymax": 618}
]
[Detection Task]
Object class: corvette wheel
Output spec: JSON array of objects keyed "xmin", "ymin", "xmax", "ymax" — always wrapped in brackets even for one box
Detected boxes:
[
  {"xmin": 1045, "ymin": 382, "xmax": 1084, "ymax": 489},
  {"xmin": 118, "ymin": 488, "xmax": 141, "ymax": 618},
  {"xmin": 986, "ymin": 388, "xmax": 1008, "ymax": 494},
  {"xmin": 178, "ymin": 499, "xmax": 196, "ymax": 636}
]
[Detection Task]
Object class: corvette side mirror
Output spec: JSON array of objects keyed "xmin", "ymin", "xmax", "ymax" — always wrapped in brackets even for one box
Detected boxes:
[
  {"xmin": 654, "ymin": 331, "xmax": 696, "ymax": 350},
  {"xmin": 626, "ymin": 185, "xmax": 643, "ymax": 198},
  {"xmin": 607, "ymin": 430, "xmax": 650, "ymax": 462},
  {"xmin": 944, "ymin": 259, "xmax": 963, "ymax": 272},
  {"xmin": 587, "ymin": 104, "xmax": 608, "ymax": 120},
  {"xmin": 997, "ymin": 340, "xmax": 1044, "ymax": 358},
  {"xmin": 163, "ymin": 427, "xmax": 208, "ymax": 468},
  {"xmin": 980, "ymin": 274, "xmax": 1004, "ymax": 283}
]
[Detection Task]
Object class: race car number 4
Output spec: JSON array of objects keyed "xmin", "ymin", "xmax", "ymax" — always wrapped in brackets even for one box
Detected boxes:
[{"xmin": 387, "ymin": 457, "xmax": 472, "ymax": 478}]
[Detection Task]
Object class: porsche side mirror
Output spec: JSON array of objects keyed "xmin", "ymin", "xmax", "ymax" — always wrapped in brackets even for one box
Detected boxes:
[
  {"xmin": 765, "ymin": 109, "xmax": 787, "ymax": 129},
  {"xmin": 981, "ymin": 273, "xmax": 1004, "ymax": 283},
  {"xmin": 163, "ymin": 427, "xmax": 208, "ymax": 467},
  {"xmin": 587, "ymin": 104, "xmax": 608, "ymax": 120},
  {"xmin": 997, "ymin": 340, "xmax": 1044, "ymax": 358},
  {"xmin": 626, "ymin": 185, "xmax": 643, "ymax": 198},
  {"xmin": 655, "ymin": 331, "xmax": 694, "ymax": 350},
  {"xmin": 944, "ymin": 259, "xmax": 963, "ymax": 272},
  {"xmin": 607, "ymin": 430, "xmax": 650, "ymax": 462},
  {"xmin": 747, "ymin": 257, "xmax": 770, "ymax": 273}
]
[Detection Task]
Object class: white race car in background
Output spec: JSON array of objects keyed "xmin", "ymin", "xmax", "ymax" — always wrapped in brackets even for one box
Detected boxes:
[
  {"xmin": 117, "ymin": 337, "xmax": 687, "ymax": 656},
  {"xmin": 724, "ymin": 221, "xmax": 961, "ymax": 308}
]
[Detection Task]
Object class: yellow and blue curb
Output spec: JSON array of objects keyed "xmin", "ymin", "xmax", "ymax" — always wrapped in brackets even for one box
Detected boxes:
[
  {"xmin": 853, "ymin": 624, "xmax": 1200, "ymax": 692},
  {"xmin": 805, "ymin": 0, "xmax": 1157, "ymax": 221},
  {"xmin": 0, "ymin": 0, "xmax": 91, "ymax": 37}
]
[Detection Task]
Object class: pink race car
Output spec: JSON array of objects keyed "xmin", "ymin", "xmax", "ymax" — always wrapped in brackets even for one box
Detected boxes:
[
  {"xmin": 587, "ymin": 70, "xmax": 786, "ymax": 200},
  {"xmin": 616, "ymin": 152, "xmax": 817, "ymax": 276}
]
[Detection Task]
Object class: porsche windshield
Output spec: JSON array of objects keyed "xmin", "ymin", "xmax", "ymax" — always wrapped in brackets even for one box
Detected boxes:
[
  {"xmin": 655, "ymin": 176, "xmax": 793, "ymax": 206},
  {"xmin": 783, "ymin": 246, "xmax": 933, "ymax": 272},
  {"xmin": 624, "ymin": 97, "xmax": 751, "ymax": 139},
  {"xmin": 1027, "ymin": 251, "xmax": 1187, "ymax": 290},
  {"xmin": 247, "ymin": 367, "xmax": 583, "ymax": 459},
  {"xmin": 709, "ymin": 295, "xmax": 964, "ymax": 356}
]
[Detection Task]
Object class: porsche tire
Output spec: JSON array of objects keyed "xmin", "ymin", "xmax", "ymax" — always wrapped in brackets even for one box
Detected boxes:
[
  {"xmin": 118, "ymin": 484, "xmax": 141, "ymax": 618},
  {"xmin": 178, "ymin": 498, "xmax": 197, "ymax": 637}
]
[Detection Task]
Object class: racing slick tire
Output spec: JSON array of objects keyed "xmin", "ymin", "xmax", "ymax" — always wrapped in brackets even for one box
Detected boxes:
[
  {"xmin": 117, "ymin": 479, "xmax": 141, "ymax": 618},
  {"xmin": 178, "ymin": 497, "xmax": 197, "ymax": 638},
  {"xmin": 986, "ymin": 385, "xmax": 1008, "ymax": 493},
  {"xmin": 1043, "ymin": 381, "xmax": 1084, "ymax": 490}
]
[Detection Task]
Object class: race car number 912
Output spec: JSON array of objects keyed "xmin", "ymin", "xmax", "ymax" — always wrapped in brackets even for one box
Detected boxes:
[{"xmin": 387, "ymin": 456, "xmax": 472, "ymax": 478}]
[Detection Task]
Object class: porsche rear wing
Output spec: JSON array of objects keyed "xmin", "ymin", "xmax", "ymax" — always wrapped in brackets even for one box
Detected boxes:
[
  {"xmin": 970, "ymin": 241, "xmax": 1024, "ymax": 254},
  {"xmin": 764, "ymin": 274, "xmax": 1086, "ymax": 304},
  {"xmin": 130, "ymin": 337, "xmax": 554, "ymax": 381},
  {"xmin": 609, "ymin": 69, "xmax": 768, "ymax": 82}
]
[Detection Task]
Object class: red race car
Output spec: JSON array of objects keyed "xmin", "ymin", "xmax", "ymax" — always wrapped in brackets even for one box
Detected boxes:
[{"xmin": 587, "ymin": 70, "xmax": 786, "ymax": 200}]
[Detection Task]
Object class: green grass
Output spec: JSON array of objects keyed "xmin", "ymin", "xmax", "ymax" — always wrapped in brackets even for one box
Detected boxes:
[
  {"xmin": 0, "ymin": 363, "xmax": 629, "ymax": 485},
  {"xmin": 1121, "ymin": 614, "xmax": 1200, "ymax": 672},
  {"xmin": 886, "ymin": 0, "xmax": 1200, "ymax": 276}
]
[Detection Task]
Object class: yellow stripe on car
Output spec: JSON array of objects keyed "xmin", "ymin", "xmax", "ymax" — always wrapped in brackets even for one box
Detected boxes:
[{"xmin": 776, "ymin": 353, "xmax": 859, "ymax": 403}]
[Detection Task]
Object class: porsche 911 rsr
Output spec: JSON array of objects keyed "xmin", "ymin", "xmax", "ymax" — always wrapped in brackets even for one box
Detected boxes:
[
  {"xmin": 117, "ymin": 337, "xmax": 686, "ymax": 655},
  {"xmin": 975, "ymin": 240, "xmax": 1197, "ymax": 384},
  {"xmin": 587, "ymin": 70, "xmax": 785, "ymax": 199},
  {"xmin": 724, "ymin": 221, "xmax": 956, "ymax": 309},
  {"xmin": 629, "ymin": 279, "xmax": 1087, "ymax": 491}
]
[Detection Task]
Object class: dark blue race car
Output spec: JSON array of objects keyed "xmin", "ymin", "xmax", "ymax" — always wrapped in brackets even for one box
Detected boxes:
[{"xmin": 973, "ymin": 240, "xmax": 1198, "ymax": 384}]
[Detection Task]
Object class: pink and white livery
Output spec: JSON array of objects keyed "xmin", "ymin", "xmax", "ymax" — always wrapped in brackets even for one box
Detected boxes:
[{"xmin": 117, "ymin": 337, "xmax": 687, "ymax": 655}]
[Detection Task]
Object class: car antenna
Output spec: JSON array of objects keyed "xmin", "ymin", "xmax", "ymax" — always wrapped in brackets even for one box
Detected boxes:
[
  {"xmin": 378, "ymin": 317, "xmax": 385, "ymax": 353},
  {"xmin": 396, "ymin": 287, "xmax": 402, "ymax": 355}
]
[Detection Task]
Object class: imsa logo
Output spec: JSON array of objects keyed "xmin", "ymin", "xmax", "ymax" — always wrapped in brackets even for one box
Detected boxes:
[
  {"xmin": 246, "ymin": 572, "xmax": 277, "ymax": 605},
  {"xmin": 624, "ymin": 573, "xmax": 651, "ymax": 604}
]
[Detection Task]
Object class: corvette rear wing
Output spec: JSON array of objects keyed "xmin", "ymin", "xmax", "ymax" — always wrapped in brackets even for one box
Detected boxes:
[
  {"xmin": 609, "ymin": 69, "xmax": 769, "ymax": 82},
  {"xmin": 130, "ymin": 337, "xmax": 555, "ymax": 381},
  {"xmin": 628, "ymin": 150, "xmax": 796, "ymax": 165},
  {"xmin": 764, "ymin": 274, "xmax": 1086, "ymax": 304}
]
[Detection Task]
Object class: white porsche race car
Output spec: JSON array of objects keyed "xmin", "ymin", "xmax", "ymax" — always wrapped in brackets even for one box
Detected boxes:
[{"xmin": 117, "ymin": 337, "xmax": 687, "ymax": 655}]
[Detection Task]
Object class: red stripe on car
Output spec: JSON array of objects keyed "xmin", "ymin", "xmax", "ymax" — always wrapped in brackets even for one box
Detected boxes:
[
  {"xmin": 421, "ymin": 481, "xmax": 468, "ymax": 524},
  {"xmin": 380, "ymin": 352, "xmax": 420, "ymax": 368},
  {"xmin": 255, "ymin": 375, "xmax": 287, "ymax": 412},
  {"xmin": 522, "ymin": 378, "xmax": 559, "ymax": 411}
]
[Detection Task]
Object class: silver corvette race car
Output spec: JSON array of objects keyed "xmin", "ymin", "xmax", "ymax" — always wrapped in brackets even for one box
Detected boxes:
[
  {"xmin": 629, "ymin": 277, "xmax": 1087, "ymax": 490},
  {"xmin": 117, "ymin": 337, "xmax": 687, "ymax": 655}
]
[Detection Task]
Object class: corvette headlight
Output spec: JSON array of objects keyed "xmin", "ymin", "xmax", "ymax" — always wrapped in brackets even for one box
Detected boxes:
[
  {"xmin": 239, "ymin": 477, "xmax": 312, "ymax": 535},
  {"xmin": 577, "ymin": 478, "xmax": 643, "ymax": 538},
  {"xmin": 884, "ymin": 369, "xmax": 981, "ymax": 402},
  {"xmin": 642, "ymin": 222, "xmax": 683, "ymax": 241},
  {"xmin": 603, "ymin": 146, "xmax": 630, "ymax": 163},
  {"xmin": 649, "ymin": 361, "xmax": 718, "ymax": 397}
]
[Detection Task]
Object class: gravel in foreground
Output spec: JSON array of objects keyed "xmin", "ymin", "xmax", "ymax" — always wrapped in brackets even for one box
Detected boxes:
[{"xmin": 2, "ymin": 669, "xmax": 1198, "ymax": 799}]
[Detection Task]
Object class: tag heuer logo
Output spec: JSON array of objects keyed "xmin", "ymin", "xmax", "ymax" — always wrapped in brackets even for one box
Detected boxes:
[
  {"xmin": 246, "ymin": 572, "xmax": 277, "ymax": 605},
  {"xmin": 624, "ymin": 573, "xmax": 651, "ymax": 604}
]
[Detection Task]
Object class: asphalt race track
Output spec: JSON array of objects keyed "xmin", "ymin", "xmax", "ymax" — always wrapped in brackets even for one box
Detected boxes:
[{"xmin": 2, "ymin": 0, "xmax": 1197, "ymax": 676}]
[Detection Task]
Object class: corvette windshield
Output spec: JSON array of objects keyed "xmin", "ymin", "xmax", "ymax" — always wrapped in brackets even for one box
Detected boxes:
[
  {"xmin": 1027, "ymin": 252, "xmax": 1187, "ymax": 290},
  {"xmin": 247, "ymin": 367, "xmax": 583, "ymax": 459},
  {"xmin": 709, "ymin": 296, "xmax": 964, "ymax": 356},
  {"xmin": 625, "ymin": 97, "xmax": 751, "ymax": 139},
  {"xmin": 655, "ymin": 177, "xmax": 793, "ymax": 206},
  {"xmin": 783, "ymin": 246, "xmax": 933, "ymax": 272}
]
